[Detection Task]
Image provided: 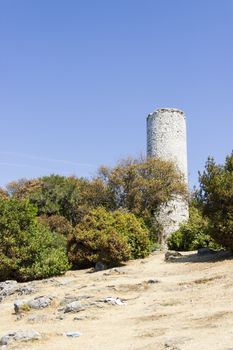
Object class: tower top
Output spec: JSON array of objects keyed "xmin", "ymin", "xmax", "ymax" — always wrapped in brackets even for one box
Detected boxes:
[{"xmin": 148, "ymin": 108, "xmax": 185, "ymax": 118}]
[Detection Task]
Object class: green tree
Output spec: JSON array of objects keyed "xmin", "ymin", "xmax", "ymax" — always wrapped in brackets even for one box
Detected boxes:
[
  {"xmin": 5, "ymin": 158, "xmax": 187, "ymax": 245},
  {"xmin": 38, "ymin": 215, "xmax": 74, "ymax": 237},
  {"xmin": 97, "ymin": 157, "xmax": 187, "ymax": 240},
  {"xmin": 0, "ymin": 198, "xmax": 69, "ymax": 281},
  {"xmin": 7, "ymin": 175, "xmax": 109, "ymax": 226},
  {"xmin": 7, "ymin": 175, "xmax": 80, "ymax": 222},
  {"xmin": 198, "ymin": 152, "xmax": 233, "ymax": 250},
  {"xmin": 68, "ymin": 207, "xmax": 152, "ymax": 268},
  {"xmin": 28, "ymin": 175, "xmax": 81, "ymax": 224},
  {"xmin": 7, "ymin": 178, "xmax": 41, "ymax": 199},
  {"xmin": 167, "ymin": 206, "xmax": 219, "ymax": 251},
  {"xmin": 98, "ymin": 157, "xmax": 187, "ymax": 215}
]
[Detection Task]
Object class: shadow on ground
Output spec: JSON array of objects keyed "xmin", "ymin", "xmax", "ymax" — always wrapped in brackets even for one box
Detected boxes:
[{"xmin": 166, "ymin": 250, "xmax": 233, "ymax": 264}]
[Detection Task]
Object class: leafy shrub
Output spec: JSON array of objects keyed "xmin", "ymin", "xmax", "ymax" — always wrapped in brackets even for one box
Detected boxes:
[
  {"xmin": 198, "ymin": 153, "xmax": 233, "ymax": 251},
  {"xmin": 107, "ymin": 210, "xmax": 152, "ymax": 259},
  {"xmin": 98, "ymin": 158, "xmax": 187, "ymax": 216},
  {"xmin": 5, "ymin": 158, "xmax": 187, "ymax": 244},
  {"xmin": 97, "ymin": 157, "xmax": 187, "ymax": 242},
  {"xmin": 0, "ymin": 198, "xmax": 69, "ymax": 281},
  {"xmin": 7, "ymin": 175, "xmax": 82, "ymax": 224},
  {"xmin": 38, "ymin": 215, "xmax": 73, "ymax": 237},
  {"xmin": 28, "ymin": 175, "xmax": 81, "ymax": 224},
  {"xmin": 68, "ymin": 207, "xmax": 152, "ymax": 268},
  {"xmin": 7, "ymin": 175, "xmax": 110, "ymax": 226},
  {"xmin": 167, "ymin": 206, "xmax": 220, "ymax": 251}
]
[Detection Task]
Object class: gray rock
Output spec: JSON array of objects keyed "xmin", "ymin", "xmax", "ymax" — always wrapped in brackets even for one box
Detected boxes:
[
  {"xmin": 27, "ymin": 315, "xmax": 37, "ymax": 323},
  {"xmin": 164, "ymin": 337, "xmax": 191, "ymax": 349},
  {"xmin": 60, "ymin": 295, "xmax": 79, "ymax": 306},
  {"xmin": 27, "ymin": 296, "xmax": 53, "ymax": 309},
  {"xmin": 55, "ymin": 279, "xmax": 71, "ymax": 286},
  {"xmin": 56, "ymin": 314, "xmax": 66, "ymax": 320},
  {"xmin": 103, "ymin": 297, "xmax": 126, "ymax": 306},
  {"xmin": 147, "ymin": 279, "xmax": 160, "ymax": 284},
  {"xmin": 95, "ymin": 262, "xmax": 106, "ymax": 272},
  {"xmin": 0, "ymin": 330, "xmax": 41, "ymax": 345},
  {"xmin": 164, "ymin": 340, "xmax": 181, "ymax": 349},
  {"xmin": 73, "ymin": 316, "xmax": 86, "ymax": 321},
  {"xmin": 16, "ymin": 284, "xmax": 37, "ymax": 295},
  {"xmin": 0, "ymin": 281, "xmax": 36, "ymax": 302},
  {"xmin": 0, "ymin": 336, "xmax": 11, "ymax": 346},
  {"xmin": 197, "ymin": 247, "xmax": 215, "ymax": 256},
  {"xmin": 60, "ymin": 295, "xmax": 91, "ymax": 308},
  {"xmin": 164, "ymin": 343, "xmax": 180, "ymax": 349},
  {"xmin": 14, "ymin": 296, "xmax": 53, "ymax": 313},
  {"xmin": 14, "ymin": 300, "xmax": 30, "ymax": 314},
  {"xmin": 27, "ymin": 314, "xmax": 48, "ymax": 323},
  {"xmin": 63, "ymin": 301, "xmax": 85, "ymax": 313},
  {"xmin": 165, "ymin": 251, "xmax": 182, "ymax": 261},
  {"xmin": 0, "ymin": 280, "xmax": 18, "ymax": 301},
  {"xmin": 103, "ymin": 267, "xmax": 128, "ymax": 276},
  {"xmin": 16, "ymin": 314, "xmax": 24, "ymax": 321}
]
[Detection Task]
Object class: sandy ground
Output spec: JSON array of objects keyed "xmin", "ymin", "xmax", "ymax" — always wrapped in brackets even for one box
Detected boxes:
[{"xmin": 1, "ymin": 251, "xmax": 233, "ymax": 350}]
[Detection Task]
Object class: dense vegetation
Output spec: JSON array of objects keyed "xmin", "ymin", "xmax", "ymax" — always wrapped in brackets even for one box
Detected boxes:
[
  {"xmin": 167, "ymin": 205, "xmax": 220, "ymax": 251},
  {"xmin": 197, "ymin": 152, "xmax": 233, "ymax": 251},
  {"xmin": 0, "ymin": 198, "xmax": 69, "ymax": 281},
  {"xmin": 68, "ymin": 207, "xmax": 152, "ymax": 268},
  {"xmin": 1, "ymin": 152, "xmax": 232, "ymax": 281},
  {"xmin": 0, "ymin": 157, "xmax": 186, "ymax": 281},
  {"xmin": 169, "ymin": 152, "xmax": 233, "ymax": 252}
]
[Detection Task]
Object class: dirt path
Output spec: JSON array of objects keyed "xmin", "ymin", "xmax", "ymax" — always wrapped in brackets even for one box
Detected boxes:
[{"xmin": 1, "ymin": 251, "xmax": 233, "ymax": 350}]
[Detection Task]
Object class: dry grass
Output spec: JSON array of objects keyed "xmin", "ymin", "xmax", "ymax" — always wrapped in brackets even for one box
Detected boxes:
[{"xmin": 1, "ymin": 252, "xmax": 233, "ymax": 350}]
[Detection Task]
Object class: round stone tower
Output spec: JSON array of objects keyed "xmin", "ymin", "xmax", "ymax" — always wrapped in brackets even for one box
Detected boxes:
[{"xmin": 147, "ymin": 108, "xmax": 189, "ymax": 246}]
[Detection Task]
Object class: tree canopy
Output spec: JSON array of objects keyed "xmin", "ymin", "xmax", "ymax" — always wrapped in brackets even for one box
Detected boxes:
[{"xmin": 198, "ymin": 152, "xmax": 233, "ymax": 250}]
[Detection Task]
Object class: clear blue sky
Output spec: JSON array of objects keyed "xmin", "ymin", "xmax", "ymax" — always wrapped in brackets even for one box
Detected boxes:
[{"xmin": 0, "ymin": 0, "xmax": 232, "ymax": 189}]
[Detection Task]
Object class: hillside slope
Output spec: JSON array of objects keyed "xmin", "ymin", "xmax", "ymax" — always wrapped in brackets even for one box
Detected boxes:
[{"xmin": 1, "ymin": 251, "xmax": 233, "ymax": 350}]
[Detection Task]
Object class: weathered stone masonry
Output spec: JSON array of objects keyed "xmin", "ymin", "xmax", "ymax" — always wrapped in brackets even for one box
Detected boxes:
[{"xmin": 147, "ymin": 108, "xmax": 189, "ymax": 246}]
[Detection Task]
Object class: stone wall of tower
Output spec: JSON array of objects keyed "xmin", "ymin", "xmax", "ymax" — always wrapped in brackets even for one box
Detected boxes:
[{"xmin": 147, "ymin": 108, "xmax": 189, "ymax": 246}]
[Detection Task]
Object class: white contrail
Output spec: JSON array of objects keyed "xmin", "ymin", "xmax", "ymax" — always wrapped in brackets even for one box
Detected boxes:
[
  {"xmin": 0, "ymin": 162, "xmax": 76, "ymax": 174},
  {"xmin": 0, "ymin": 151, "xmax": 96, "ymax": 168},
  {"xmin": 0, "ymin": 162, "xmax": 53, "ymax": 171}
]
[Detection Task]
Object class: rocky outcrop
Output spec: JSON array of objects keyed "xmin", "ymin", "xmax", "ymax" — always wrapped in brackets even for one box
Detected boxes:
[
  {"xmin": 0, "ymin": 330, "xmax": 41, "ymax": 346},
  {"xmin": 14, "ymin": 296, "xmax": 53, "ymax": 314}
]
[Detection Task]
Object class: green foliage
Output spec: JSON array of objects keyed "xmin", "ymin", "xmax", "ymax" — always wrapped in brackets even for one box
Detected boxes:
[
  {"xmin": 1, "ymin": 157, "xmax": 188, "ymax": 274},
  {"xmin": 197, "ymin": 152, "xmax": 233, "ymax": 250},
  {"xmin": 98, "ymin": 158, "xmax": 187, "ymax": 215},
  {"xmin": 7, "ymin": 178, "xmax": 41, "ymax": 199},
  {"xmin": 38, "ymin": 215, "xmax": 74, "ymax": 237},
  {"xmin": 167, "ymin": 206, "xmax": 219, "ymax": 251},
  {"xmin": 97, "ymin": 158, "xmax": 187, "ymax": 240},
  {"xmin": 7, "ymin": 175, "xmax": 81, "ymax": 224},
  {"xmin": 12, "ymin": 225, "xmax": 70, "ymax": 281},
  {"xmin": 27, "ymin": 175, "xmax": 81, "ymax": 224},
  {"xmin": 7, "ymin": 175, "xmax": 109, "ymax": 226},
  {"xmin": 68, "ymin": 207, "xmax": 152, "ymax": 268},
  {"xmin": 6, "ymin": 158, "xmax": 187, "ymax": 244},
  {"xmin": 0, "ymin": 198, "xmax": 69, "ymax": 281},
  {"xmin": 107, "ymin": 210, "xmax": 152, "ymax": 259}
]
